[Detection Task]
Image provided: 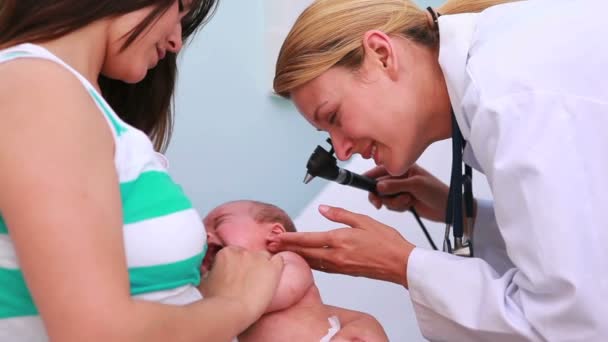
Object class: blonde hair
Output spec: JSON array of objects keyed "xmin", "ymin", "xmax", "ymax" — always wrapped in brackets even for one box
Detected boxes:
[{"xmin": 273, "ymin": 0, "xmax": 519, "ymax": 98}]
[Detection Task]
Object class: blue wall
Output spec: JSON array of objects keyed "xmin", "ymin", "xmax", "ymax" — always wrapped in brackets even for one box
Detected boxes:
[{"xmin": 168, "ymin": 0, "xmax": 445, "ymax": 217}]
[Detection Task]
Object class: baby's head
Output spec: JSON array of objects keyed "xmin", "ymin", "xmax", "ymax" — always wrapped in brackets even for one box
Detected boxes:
[{"xmin": 201, "ymin": 200, "xmax": 296, "ymax": 272}]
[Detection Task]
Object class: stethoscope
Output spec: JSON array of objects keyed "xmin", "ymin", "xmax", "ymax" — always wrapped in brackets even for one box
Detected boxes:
[
  {"xmin": 302, "ymin": 109, "xmax": 473, "ymax": 257},
  {"xmin": 428, "ymin": 6, "xmax": 474, "ymax": 257},
  {"xmin": 444, "ymin": 110, "xmax": 474, "ymax": 257}
]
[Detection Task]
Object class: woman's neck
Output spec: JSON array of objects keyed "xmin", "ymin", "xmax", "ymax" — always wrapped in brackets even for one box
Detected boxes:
[
  {"xmin": 38, "ymin": 21, "xmax": 108, "ymax": 90},
  {"xmin": 417, "ymin": 46, "xmax": 453, "ymax": 145}
]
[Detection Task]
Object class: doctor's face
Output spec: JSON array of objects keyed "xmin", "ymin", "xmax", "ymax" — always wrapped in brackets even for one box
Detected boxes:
[
  {"xmin": 291, "ymin": 35, "xmax": 451, "ymax": 176},
  {"xmin": 292, "ymin": 67, "xmax": 419, "ymax": 176}
]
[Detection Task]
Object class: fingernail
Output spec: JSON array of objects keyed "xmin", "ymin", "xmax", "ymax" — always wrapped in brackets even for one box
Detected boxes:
[{"xmin": 319, "ymin": 205, "xmax": 330, "ymax": 214}]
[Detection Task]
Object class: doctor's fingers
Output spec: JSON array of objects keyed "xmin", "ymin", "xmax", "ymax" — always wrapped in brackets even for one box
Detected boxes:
[
  {"xmin": 376, "ymin": 176, "xmax": 424, "ymax": 196},
  {"xmin": 267, "ymin": 227, "xmax": 362, "ymax": 256},
  {"xmin": 267, "ymin": 231, "xmax": 335, "ymax": 253},
  {"xmin": 291, "ymin": 239, "xmax": 366, "ymax": 274},
  {"xmin": 283, "ymin": 226, "xmax": 411, "ymax": 278},
  {"xmin": 318, "ymin": 205, "xmax": 376, "ymax": 228},
  {"xmin": 293, "ymin": 247, "xmax": 339, "ymax": 273},
  {"xmin": 378, "ymin": 193, "xmax": 414, "ymax": 212},
  {"xmin": 365, "ymin": 163, "xmax": 427, "ymax": 180}
]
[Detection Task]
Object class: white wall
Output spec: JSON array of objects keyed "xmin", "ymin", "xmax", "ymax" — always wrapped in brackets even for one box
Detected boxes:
[{"xmin": 168, "ymin": 0, "xmax": 327, "ymax": 218}]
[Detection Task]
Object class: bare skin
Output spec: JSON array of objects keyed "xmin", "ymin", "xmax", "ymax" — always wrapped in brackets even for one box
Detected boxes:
[
  {"xmin": 239, "ymin": 253, "xmax": 335, "ymax": 342},
  {"xmin": 203, "ymin": 202, "xmax": 388, "ymax": 342}
]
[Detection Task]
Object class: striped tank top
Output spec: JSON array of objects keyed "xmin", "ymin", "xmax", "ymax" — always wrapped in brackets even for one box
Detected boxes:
[{"xmin": 0, "ymin": 43, "xmax": 207, "ymax": 341}]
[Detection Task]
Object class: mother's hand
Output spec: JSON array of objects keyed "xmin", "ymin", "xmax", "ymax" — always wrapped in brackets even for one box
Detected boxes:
[
  {"xmin": 267, "ymin": 205, "xmax": 415, "ymax": 288},
  {"xmin": 199, "ymin": 246, "xmax": 284, "ymax": 323}
]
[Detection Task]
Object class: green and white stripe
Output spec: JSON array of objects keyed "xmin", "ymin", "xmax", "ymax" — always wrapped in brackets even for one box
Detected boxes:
[{"xmin": 0, "ymin": 44, "xmax": 207, "ymax": 339}]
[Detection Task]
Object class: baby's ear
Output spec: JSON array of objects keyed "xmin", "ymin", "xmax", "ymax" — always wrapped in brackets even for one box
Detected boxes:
[{"xmin": 269, "ymin": 223, "xmax": 286, "ymax": 236}]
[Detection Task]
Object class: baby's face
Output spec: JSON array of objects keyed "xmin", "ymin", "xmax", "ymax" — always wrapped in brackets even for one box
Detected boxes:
[
  {"xmin": 204, "ymin": 202, "xmax": 269, "ymax": 251},
  {"xmin": 202, "ymin": 202, "xmax": 272, "ymax": 272}
]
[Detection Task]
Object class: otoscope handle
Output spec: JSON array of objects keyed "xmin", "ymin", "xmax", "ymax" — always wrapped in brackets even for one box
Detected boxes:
[
  {"xmin": 335, "ymin": 168, "xmax": 379, "ymax": 194},
  {"xmin": 336, "ymin": 167, "xmax": 438, "ymax": 250},
  {"xmin": 335, "ymin": 168, "xmax": 407, "ymax": 198},
  {"xmin": 303, "ymin": 139, "xmax": 438, "ymax": 250}
]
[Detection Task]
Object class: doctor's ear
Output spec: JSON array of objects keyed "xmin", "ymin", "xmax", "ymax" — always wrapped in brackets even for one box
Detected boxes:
[{"xmin": 361, "ymin": 30, "xmax": 399, "ymax": 79}]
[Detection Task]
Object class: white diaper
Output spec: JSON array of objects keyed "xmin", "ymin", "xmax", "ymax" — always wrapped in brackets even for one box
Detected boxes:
[{"xmin": 319, "ymin": 315, "xmax": 341, "ymax": 342}]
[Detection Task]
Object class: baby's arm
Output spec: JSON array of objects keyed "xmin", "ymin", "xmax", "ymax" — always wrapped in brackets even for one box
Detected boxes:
[
  {"xmin": 326, "ymin": 306, "xmax": 388, "ymax": 342},
  {"xmin": 265, "ymin": 251, "xmax": 314, "ymax": 313}
]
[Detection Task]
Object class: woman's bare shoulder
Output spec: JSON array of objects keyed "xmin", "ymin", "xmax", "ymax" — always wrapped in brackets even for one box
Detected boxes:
[{"xmin": 0, "ymin": 58, "xmax": 94, "ymax": 115}]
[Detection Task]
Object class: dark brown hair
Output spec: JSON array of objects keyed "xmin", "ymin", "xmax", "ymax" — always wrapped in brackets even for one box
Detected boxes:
[
  {"xmin": 0, "ymin": 0, "xmax": 217, "ymax": 151},
  {"xmin": 245, "ymin": 201, "xmax": 297, "ymax": 233}
]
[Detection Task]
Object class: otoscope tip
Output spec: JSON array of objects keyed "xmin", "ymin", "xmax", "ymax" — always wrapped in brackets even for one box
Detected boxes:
[{"xmin": 303, "ymin": 173, "xmax": 315, "ymax": 184}]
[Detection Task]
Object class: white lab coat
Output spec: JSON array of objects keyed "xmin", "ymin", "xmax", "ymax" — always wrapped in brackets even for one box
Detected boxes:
[{"xmin": 407, "ymin": 0, "xmax": 608, "ymax": 340}]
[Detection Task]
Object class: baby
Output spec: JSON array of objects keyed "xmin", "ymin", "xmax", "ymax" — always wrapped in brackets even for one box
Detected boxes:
[{"xmin": 201, "ymin": 200, "xmax": 388, "ymax": 342}]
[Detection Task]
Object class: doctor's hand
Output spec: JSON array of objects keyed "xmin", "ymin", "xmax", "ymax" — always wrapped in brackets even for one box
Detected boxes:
[
  {"xmin": 199, "ymin": 246, "xmax": 284, "ymax": 323},
  {"xmin": 364, "ymin": 164, "xmax": 449, "ymax": 222},
  {"xmin": 267, "ymin": 205, "xmax": 415, "ymax": 288}
]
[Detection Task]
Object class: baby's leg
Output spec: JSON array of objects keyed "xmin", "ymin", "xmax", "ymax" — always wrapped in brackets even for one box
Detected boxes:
[
  {"xmin": 319, "ymin": 315, "xmax": 341, "ymax": 342},
  {"xmin": 324, "ymin": 306, "xmax": 388, "ymax": 342}
]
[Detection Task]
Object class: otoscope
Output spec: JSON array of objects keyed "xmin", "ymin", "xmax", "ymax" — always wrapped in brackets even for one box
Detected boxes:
[{"xmin": 303, "ymin": 138, "xmax": 438, "ymax": 250}]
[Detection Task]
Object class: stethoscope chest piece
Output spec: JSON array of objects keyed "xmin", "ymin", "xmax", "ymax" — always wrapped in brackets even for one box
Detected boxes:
[{"xmin": 443, "ymin": 225, "xmax": 473, "ymax": 257}]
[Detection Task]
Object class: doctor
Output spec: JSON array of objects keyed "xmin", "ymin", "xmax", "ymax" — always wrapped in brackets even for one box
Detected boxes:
[{"xmin": 268, "ymin": 0, "xmax": 608, "ymax": 340}]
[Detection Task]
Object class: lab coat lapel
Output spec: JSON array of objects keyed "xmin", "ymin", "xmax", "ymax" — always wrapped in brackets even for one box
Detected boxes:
[
  {"xmin": 437, "ymin": 13, "xmax": 484, "ymax": 173},
  {"xmin": 437, "ymin": 13, "xmax": 478, "ymax": 141}
]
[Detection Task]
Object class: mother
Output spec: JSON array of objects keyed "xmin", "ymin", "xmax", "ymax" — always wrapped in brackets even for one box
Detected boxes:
[{"xmin": 0, "ymin": 1, "xmax": 282, "ymax": 341}]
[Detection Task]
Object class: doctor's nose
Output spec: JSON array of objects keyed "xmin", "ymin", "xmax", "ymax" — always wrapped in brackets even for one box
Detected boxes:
[{"xmin": 330, "ymin": 133, "xmax": 354, "ymax": 161}]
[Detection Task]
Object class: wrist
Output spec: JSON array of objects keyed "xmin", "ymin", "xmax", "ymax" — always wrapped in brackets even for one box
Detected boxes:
[
  {"xmin": 214, "ymin": 296, "xmax": 260, "ymax": 332},
  {"xmin": 393, "ymin": 243, "xmax": 414, "ymax": 288}
]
